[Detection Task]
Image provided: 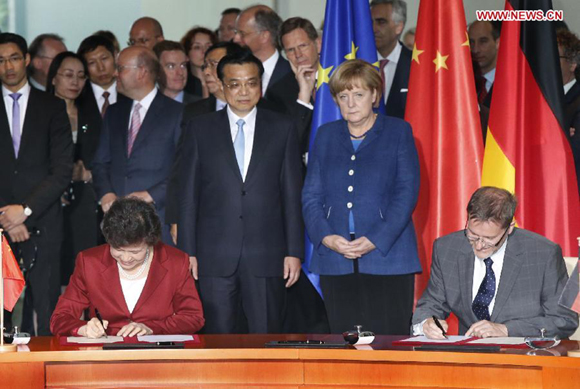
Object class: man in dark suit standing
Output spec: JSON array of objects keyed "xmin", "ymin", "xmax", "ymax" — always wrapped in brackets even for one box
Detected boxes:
[
  {"xmin": 152, "ymin": 40, "xmax": 199, "ymax": 105},
  {"xmin": 0, "ymin": 33, "xmax": 73, "ymax": 335},
  {"xmin": 233, "ymin": 5, "xmax": 294, "ymax": 112},
  {"xmin": 176, "ymin": 51, "xmax": 304, "ymax": 333},
  {"xmin": 371, "ymin": 0, "xmax": 411, "ymax": 119},
  {"xmin": 92, "ymin": 46, "xmax": 182, "ymax": 245}
]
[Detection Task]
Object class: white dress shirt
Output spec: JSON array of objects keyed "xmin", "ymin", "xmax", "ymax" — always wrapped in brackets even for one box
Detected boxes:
[
  {"xmin": 91, "ymin": 81, "xmax": 118, "ymax": 112},
  {"xmin": 29, "ymin": 76, "xmax": 46, "ymax": 92},
  {"xmin": 261, "ymin": 50, "xmax": 280, "ymax": 94},
  {"xmin": 564, "ymin": 79, "xmax": 577, "ymax": 95},
  {"xmin": 216, "ymin": 98, "xmax": 227, "ymax": 111},
  {"xmin": 378, "ymin": 42, "xmax": 402, "ymax": 104},
  {"xmin": 3, "ymin": 82, "xmax": 31, "ymax": 137},
  {"xmin": 128, "ymin": 88, "xmax": 158, "ymax": 130},
  {"xmin": 227, "ymin": 105, "xmax": 257, "ymax": 181},
  {"xmin": 119, "ymin": 276, "xmax": 147, "ymax": 313},
  {"xmin": 483, "ymin": 68, "xmax": 496, "ymax": 92}
]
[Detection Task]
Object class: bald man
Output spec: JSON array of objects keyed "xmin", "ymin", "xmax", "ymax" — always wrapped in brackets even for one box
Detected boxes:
[
  {"xmin": 129, "ymin": 17, "xmax": 165, "ymax": 50},
  {"xmin": 92, "ymin": 46, "xmax": 182, "ymax": 245}
]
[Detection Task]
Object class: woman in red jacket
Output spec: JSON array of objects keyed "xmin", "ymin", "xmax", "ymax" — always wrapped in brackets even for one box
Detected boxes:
[{"xmin": 50, "ymin": 198, "xmax": 204, "ymax": 338}]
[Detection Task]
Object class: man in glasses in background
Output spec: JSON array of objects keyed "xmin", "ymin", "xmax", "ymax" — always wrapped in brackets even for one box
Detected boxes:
[
  {"xmin": 27, "ymin": 33, "xmax": 67, "ymax": 91},
  {"xmin": 128, "ymin": 17, "xmax": 165, "ymax": 50},
  {"xmin": 412, "ymin": 186, "xmax": 578, "ymax": 339},
  {"xmin": 0, "ymin": 33, "xmax": 73, "ymax": 335},
  {"xmin": 176, "ymin": 50, "xmax": 303, "ymax": 334}
]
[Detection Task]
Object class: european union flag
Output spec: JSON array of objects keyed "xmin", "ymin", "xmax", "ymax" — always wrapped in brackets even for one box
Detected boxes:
[{"xmin": 304, "ymin": 0, "xmax": 380, "ymax": 296}]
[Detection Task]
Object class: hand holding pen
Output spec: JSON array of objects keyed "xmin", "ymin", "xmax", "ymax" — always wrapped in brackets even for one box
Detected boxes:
[
  {"xmin": 78, "ymin": 308, "xmax": 109, "ymax": 338},
  {"xmin": 423, "ymin": 316, "xmax": 449, "ymax": 339}
]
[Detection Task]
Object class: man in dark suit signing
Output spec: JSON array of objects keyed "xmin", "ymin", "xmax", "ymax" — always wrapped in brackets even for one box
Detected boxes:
[
  {"xmin": 412, "ymin": 187, "xmax": 578, "ymax": 339},
  {"xmin": 0, "ymin": 33, "xmax": 73, "ymax": 335},
  {"xmin": 176, "ymin": 51, "xmax": 304, "ymax": 333},
  {"xmin": 92, "ymin": 46, "xmax": 182, "ymax": 245}
]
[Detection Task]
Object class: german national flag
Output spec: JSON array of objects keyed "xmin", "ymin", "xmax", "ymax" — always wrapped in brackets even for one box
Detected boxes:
[{"xmin": 481, "ymin": 0, "xmax": 580, "ymax": 255}]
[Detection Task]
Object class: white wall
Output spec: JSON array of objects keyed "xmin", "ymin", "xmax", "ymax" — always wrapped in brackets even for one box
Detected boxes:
[{"xmin": 10, "ymin": 0, "xmax": 580, "ymax": 53}]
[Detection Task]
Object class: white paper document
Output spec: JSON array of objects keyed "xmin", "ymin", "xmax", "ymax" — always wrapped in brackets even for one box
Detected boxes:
[
  {"xmin": 467, "ymin": 337, "xmax": 526, "ymax": 345},
  {"xmin": 66, "ymin": 336, "xmax": 124, "ymax": 344},
  {"xmin": 137, "ymin": 335, "xmax": 194, "ymax": 342},
  {"xmin": 399, "ymin": 335, "xmax": 472, "ymax": 344}
]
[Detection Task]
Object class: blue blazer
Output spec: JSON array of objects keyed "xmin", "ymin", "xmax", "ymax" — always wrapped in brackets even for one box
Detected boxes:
[
  {"xmin": 92, "ymin": 91, "xmax": 182, "ymax": 226},
  {"xmin": 302, "ymin": 114, "xmax": 421, "ymax": 276}
]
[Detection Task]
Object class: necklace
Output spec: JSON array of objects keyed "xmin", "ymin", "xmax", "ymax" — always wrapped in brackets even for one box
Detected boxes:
[
  {"xmin": 349, "ymin": 114, "xmax": 377, "ymax": 139},
  {"xmin": 118, "ymin": 247, "xmax": 150, "ymax": 280}
]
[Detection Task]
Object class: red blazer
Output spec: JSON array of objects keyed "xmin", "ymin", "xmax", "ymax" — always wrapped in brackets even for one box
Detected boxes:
[{"xmin": 50, "ymin": 242, "xmax": 204, "ymax": 336}]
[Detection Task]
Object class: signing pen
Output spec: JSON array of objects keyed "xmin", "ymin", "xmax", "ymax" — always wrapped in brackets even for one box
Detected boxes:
[
  {"xmin": 95, "ymin": 308, "xmax": 108, "ymax": 338},
  {"xmin": 432, "ymin": 316, "xmax": 447, "ymax": 339}
]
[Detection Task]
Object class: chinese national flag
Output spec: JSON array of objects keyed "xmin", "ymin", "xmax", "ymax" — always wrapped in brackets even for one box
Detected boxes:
[
  {"xmin": 481, "ymin": 0, "xmax": 580, "ymax": 255},
  {"xmin": 405, "ymin": 0, "xmax": 484, "ymax": 333},
  {"xmin": 2, "ymin": 234, "xmax": 25, "ymax": 312}
]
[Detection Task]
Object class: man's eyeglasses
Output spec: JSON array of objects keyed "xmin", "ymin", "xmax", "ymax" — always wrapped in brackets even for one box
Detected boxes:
[
  {"xmin": 57, "ymin": 72, "xmax": 88, "ymax": 81},
  {"xmin": 0, "ymin": 56, "xmax": 24, "ymax": 66},
  {"xmin": 233, "ymin": 29, "xmax": 262, "ymax": 39},
  {"xmin": 223, "ymin": 80, "xmax": 260, "ymax": 91},
  {"xmin": 464, "ymin": 221, "xmax": 510, "ymax": 249}
]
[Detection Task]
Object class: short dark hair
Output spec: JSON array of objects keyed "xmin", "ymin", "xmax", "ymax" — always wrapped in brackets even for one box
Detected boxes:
[
  {"xmin": 222, "ymin": 7, "xmax": 241, "ymax": 16},
  {"xmin": 152, "ymin": 40, "xmax": 186, "ymax": 59},
  {"xmin": 28, "ymin": 33, "xmax": 64, "ymax": 60},
  {"xmin": 102, "ymin": 198, "xmax": 162, "ymax": 248},
  {"xmin": 46, "ymin": 51, "xmax": 88, "ymax": 96},
  {"xmin": 77, "ymin": 35, "xmax": 116, "ymax": 59},
  {"xmin": 370, "ymin": 0, "xmax": 407, "ymax": 26},
  {"xmin": 93, "ymin": 30, "xmax": 121, "ymax": 54},
  {"xmin": 205, "ymin": 41, "xmax": 244, "ymax": 59},
  {"xmin": 467, "ymin": 187, "xmax": 517, "ymax": 229},
  {"xmin": 253, "ymin": 8, "xmax": 283, "ymax": 48},
  {"xmin": 180, "ymin": 27, "xmax": 218, "ymax": 54},
  {"xmin": 469, "ymin": 21, "xmax": 502, "ymax": 41},
  {"xmin": 216, "ymin": 48, "xmax": 263, "ymax": 81},
  {"xmin": 279, "ymin": 17, "xmax": 318, "ymax": 49},
  {"xmin": 0, "ymin": 33, "xmax": 28, "ymax": 57}
]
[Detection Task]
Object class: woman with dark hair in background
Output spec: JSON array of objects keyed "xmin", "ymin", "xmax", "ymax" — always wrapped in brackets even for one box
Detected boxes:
[
  {"xmin": 47, "ymin": 51, "xmax": 102, "ymax": 286},
  {"xmin": 181, "ymin": 27, "xmax": 218, "ymax": 98},
  {"xmin": 50, "ymin": 198, "xmax": 204, "ymax": 337}
]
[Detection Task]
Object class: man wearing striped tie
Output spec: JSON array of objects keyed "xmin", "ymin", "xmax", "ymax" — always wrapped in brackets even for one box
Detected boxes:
[
  {"xmin": 92, "ymin": 46, "xmax": 182, "ymax": 245},
  {"xmin": 176, "ymin": 50, "xmax": 304, "ymax": 334},
  {"xmin": 412, "ymin": 186, "xmax": 578, "ymax": 339}
]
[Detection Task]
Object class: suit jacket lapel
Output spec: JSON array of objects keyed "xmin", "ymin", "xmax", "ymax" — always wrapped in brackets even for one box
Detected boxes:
[
  {"xmin": 130, "ymin": 93, "xmax": 162, "ymax": 155},
  {"xmin": 133, "ymin": 244, "xmax": 168, "ymax": 313},
  {"xmin": 244, "ymin": 109, "xmax": 271, "ymax": 185},
  {"xmin": 491, "ymin": 233, "xmax": 523, "ymax": 321},
  {"xmin": 100, "ymin": 250, "xmax": 131, "ymax": 317},
  {"xmin": 0, "ymin": 93, "xmax": 15, "ymax": 161},
  {"xmin": 355, "ymin": 115, "xmax": 386, "ymax": 153},
  {"xmin": 338, "ymin": 120, "xmax": 355, "ymax": 153},
  {"xmin": 458, "ymin": 243, "xmax": 478, "ymax": 324},
  {"xmin": 217, "ymin": 109, "xmax": 243, "ymax": 182}
]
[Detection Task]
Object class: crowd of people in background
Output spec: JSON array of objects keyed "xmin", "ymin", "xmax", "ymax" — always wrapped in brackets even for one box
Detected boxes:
[{"xmin": 0, "ymin": 0, "xmax": 578, "ymax": 339}]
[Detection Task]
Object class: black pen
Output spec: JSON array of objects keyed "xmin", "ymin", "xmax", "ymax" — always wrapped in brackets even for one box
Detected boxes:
[
  {"xmin": 95, "ymin": 308, "xmax": 108, "ymax": 338},
  {"xmin": 432, "ymin": 316, "xmax": 447, "ymax": 339}
]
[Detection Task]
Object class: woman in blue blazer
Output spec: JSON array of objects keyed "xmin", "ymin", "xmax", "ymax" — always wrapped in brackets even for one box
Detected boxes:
[{"xmin": 302, "ymin": 60, "xmax": 421, "ymax": 335}]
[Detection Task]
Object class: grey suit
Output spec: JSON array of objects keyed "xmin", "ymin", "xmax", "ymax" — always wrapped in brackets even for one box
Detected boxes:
[{"xmin": 413, "ymin": 228, "xmax": 578, "ymax": 338}]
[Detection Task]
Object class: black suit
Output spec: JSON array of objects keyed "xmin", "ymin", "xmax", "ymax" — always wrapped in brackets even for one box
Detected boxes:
[
  {"xmin": 0, "ymin": 86, "xmax": 73, "ymax": 335},
  {"xmin": 92, "ymin": 91, "xmax": 183, "ymax": 245},
  {"xmin": 564, "ymin": 82, "xmax": 580, "ymax": 194},
  {"xmin": 383, "ymin": 45, "xmax": 411, "ymax": 119},
  {"xmin": 176, "ymin": 108, "xmax": 304, "ymax": 333},
  {"xmin": 263, "ymin": 56, "xmax": 295, "ymax": 113}
]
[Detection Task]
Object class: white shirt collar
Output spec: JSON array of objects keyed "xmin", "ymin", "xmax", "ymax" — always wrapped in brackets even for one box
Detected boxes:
[
  {"xmin": 483, "ymin": 68, "xmax": 496, "ymax": 91},
  {"xmin": 2, "ymin": 82, "xmax": 31, "ymax": 98},
  {"xmin": 28, "ymin": 77, "xmax": 45, "ymax": 91},
  {"xmin": 564, "ymin": 78, "xmax": 577, "ymax": 95},
  {"xmin": 227, "ymin": 105, "xmax": 257, "ymax": 125},
  {"xmin": 261, "ymin": 50, "xmax": 280, "ymax": 93},
  {"xmin": 133, "ymin": 87, "xmax": 157, "ymax": 111},
  {"xmin": 174, "ymin": 90, "xmax": 184, "ymax": 103},
  {"xmin": 377, "ymin": 41, "xmax": 402, "ymax": 64}
]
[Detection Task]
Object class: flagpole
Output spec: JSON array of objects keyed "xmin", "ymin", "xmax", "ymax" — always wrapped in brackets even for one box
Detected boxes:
[{"xmin": 0, "ymin": 230, "xmax": 17, "ymax": 352}]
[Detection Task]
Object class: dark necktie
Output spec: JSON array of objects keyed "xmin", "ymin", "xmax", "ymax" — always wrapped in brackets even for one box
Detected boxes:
[
  {"xmin": 101, "ymin": 91, "xmax": 110, "ymax": 117},
  {"xmin": 10, "ymin": 93, "xmax": 22, "ymax": 157},
  {"xmin": 472, "ymin": 257, "xmax": 496, "ymax": 321}
]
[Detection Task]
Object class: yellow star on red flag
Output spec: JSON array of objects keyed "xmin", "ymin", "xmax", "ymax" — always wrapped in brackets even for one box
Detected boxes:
[
  {"xmin": 412, "ymin": 43, "xmax": 424, "ymax": 64},
  {"xmin": 462, "ymin": 31, "xmax": 470, "ymax": 47},
  {"xmin": 433, "ymin": 50, "xmax": 449, "ymax": 72}
]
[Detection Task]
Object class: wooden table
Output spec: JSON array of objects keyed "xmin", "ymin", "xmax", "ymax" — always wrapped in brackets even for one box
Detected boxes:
[{"xmin": 1, "ymin": 334, "xmax": 579, "ymax": 388}]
